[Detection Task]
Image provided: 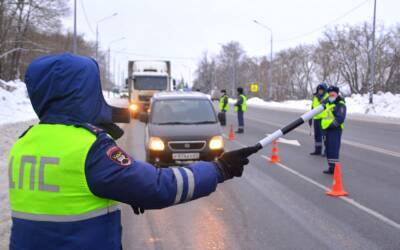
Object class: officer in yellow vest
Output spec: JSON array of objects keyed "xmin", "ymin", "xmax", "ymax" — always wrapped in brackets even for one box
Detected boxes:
[
  {"xmin": 234, "ymin": 87, "xmax": 247, "ymax": 133},
  {"xmin": 321, "ymin": 86, "xmax": 346, "ymax": 174},
  {"xmin": 309, "ymin": 83, "xmax": 329, "ymax": 155},
  {"xmin": 218, "ymin": 89, "xmax": 229, "ymax": 126},
  {"xmin": 7, "ymin": 53, "xmax": 258, "ymax": 250}
]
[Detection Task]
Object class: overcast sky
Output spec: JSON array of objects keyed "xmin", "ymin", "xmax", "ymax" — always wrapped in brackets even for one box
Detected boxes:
[{"xmin": 64, "ymin": 0, "xmax": 400, "ymax": 86}]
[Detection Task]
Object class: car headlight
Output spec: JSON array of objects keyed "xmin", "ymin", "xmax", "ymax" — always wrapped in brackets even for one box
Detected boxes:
[
  {"xmin": 129, "ymin": 103, "xmax": 139, "ymax": 112},
  {"xmin": 209, "ymin": 136, "xmax": 224, "ymax": 150},
  {"xmin": 148, "ymin": 137, "xmax": 165, "ymax": 151}
]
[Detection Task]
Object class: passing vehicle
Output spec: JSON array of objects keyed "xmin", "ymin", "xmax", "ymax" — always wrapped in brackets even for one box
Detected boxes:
[
  {"xmin": 145, "ymin": 91, "xmax": 224, "ymax": 166},
  {"xmin": 127, "ymin": 60, "xmax": 171, "ymax": 118}
]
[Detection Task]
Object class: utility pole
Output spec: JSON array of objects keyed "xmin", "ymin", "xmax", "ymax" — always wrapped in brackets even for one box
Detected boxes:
[
  {"xmin": 96, "ymin": 13, "xmax": 118, "ymax": 60},
  {"xmin": 369, "ymin": 0, "xmax": 377, "ymax": 104},
  {"xmin": 107, "ymin": 37, "xmax": 125, "ymax": 94},
  {"xmin": 73, "ymin": 0, "xmax": 77, "ymax": 54},
  {"xmin": 253, "ymin": 20, "xmax": 273, "ymax": 100},
  {"xmin": 232, "ymin": 59, "xmax": 236, "ymax": 97}
]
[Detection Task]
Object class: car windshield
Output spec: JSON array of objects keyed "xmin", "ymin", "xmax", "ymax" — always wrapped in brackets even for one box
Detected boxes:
[
  {"xmin": 151, "ymin": 99, "xmax": 217, "ymax": 125},
  {"xmin": 134, "ymin": 76, "xmax": 168, "ymax": 90}
]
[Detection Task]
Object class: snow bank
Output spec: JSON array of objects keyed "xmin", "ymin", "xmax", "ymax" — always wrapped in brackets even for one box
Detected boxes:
[
  {"xmin": 234, "ymin": 93, "xmax": 400, "ymax": 118},
  {"xmin": 346, "ymin": 92, "xmax": 400, "ymax": 117},
  {"xmin": 246, "ymin": 97, "xmax": 311, "ymax": 111},
  {"xmin": 0, "ymin": 120, "xmax": 37, "ymax": 249},
  {"xmin": 0, "ymin": 79, "xmax": 37, "ymax": 125}
]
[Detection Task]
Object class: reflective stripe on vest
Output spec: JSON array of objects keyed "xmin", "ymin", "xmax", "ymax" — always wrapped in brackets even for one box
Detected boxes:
[
  {"xmin": 8, "ymin": 124, "xmax": 118, "ymax": 222},
  {"xmin": 312, "ymin": 93, "xmax": 328, "ymax": 120},
  {"xmin": 234, "ymin": 95, "xmax": 247, "ymax": 112},
  {"xmin": 321, "ymin": 101, "xmax": 345, "ymax": 129},
  {"xmin": 11, "ymin": 204, "xmax": 120, "ymax": 222},
  {"xmin": 219, "ymin": 95, "xmax": 229, "ymax": 111}
]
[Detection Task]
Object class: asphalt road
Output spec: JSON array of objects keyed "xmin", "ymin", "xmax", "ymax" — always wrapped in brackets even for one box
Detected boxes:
[{"xmin": 116, "ymin": 104, "xmax": 400, "ymax": 250}]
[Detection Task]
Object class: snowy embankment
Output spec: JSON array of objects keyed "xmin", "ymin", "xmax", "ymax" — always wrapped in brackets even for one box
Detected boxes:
[
  {"xmin": 0, "ymin": 121, "xmax": 37, "ymax": 249},
  {"xmin": 230, "ymin": 92, "xmax": 400, "ymax": 119},
  {"xmin": 0, "ymin": 79, "xmax": 38, "ymax": 248},
  {"xmin": 0, "ymin": 79, "xmax": 37, "ymax": 125}
]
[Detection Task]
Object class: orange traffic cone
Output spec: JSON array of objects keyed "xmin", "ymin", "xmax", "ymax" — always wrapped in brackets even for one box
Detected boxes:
[
  {"xmin": 326, "ymin": 162, "xmax": 348, "ymax": 197},
  {"xmin": 228, "ymin": 124, "xmax": 235, "ymax": 141},
  {"xmin": 269, "ymin": 140, "xmax": 280, "ymax": 163}
]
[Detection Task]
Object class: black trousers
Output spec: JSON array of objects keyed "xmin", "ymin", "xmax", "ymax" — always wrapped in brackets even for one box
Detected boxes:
[
  {"xmin": 313, "ymin": 119, "xmax": 323, "ymax": 153},
  {"xmin": 325, "ymin": 129, "xmax": 342, "ymax": 170}
]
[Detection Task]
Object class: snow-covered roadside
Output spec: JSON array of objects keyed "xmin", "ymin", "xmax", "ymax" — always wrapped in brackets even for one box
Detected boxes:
[
  {"xmin": 0, "ymin": 79, "xmax": 37, "ymax": 125},
  {"xmin": 0, "ymin": 119, "xmax": 38, "ymax": 249},
  {"xmin": 230, "ymin": 92, "xmax": 400, "ymax": 120}
]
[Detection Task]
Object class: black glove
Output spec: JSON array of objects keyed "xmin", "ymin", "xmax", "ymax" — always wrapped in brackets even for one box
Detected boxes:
[
  {"xmin": 215, "ymin": 145, "xmax": 259, "ymax": 181},
  {"xmin": 308, "ymin": 119, "xmax": 312, "ymax": 127},
  {"xmin": 131, "ymin": 206, "xmax": 145, "ymax": 215}
]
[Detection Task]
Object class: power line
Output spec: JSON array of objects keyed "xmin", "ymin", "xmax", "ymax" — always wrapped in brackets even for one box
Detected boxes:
[
  {"xmin": 80, "ymin": 0, "xmax": 95, "ymax": 35},
  {"xmin": 277, "ymin": 0, "xmax": 371, "ymax": 43}
]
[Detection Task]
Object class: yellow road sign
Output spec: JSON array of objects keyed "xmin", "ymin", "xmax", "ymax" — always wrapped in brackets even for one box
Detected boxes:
[{"xmin": 250, "ymin": 83, "xmax": 259, "ymax": 93}]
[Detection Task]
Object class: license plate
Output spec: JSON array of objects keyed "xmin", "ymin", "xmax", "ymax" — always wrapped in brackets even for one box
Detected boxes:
[{"xmin": 172, "ymin": 153, "xmax": 200, "ymax": 160}]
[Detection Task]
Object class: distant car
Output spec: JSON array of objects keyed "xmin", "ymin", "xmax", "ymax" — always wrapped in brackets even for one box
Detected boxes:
[{"xmin": 145, "ymin": 91, "xmax": 224, "ymax": 166}]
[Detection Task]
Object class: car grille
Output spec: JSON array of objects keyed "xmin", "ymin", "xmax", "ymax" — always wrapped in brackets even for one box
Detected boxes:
[
  {"xmin": 138, "ymin": 95, "xmax": 151, "ymax": 102},
  {"xmin": 168, "ymin": 141, "xmax": 206, "ymax": 151}
]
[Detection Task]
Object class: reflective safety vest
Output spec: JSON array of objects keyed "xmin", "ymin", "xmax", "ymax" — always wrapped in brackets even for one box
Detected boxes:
[
  {"xmin": 312, "ymin": 93, "xmax": 329, "ymax": 120},
  {"xmin": 321, "ymin": 101, "xmax": 346, "ymax": 130},
  {"xmin": 8, "ymin": 124, "xmax": 118, "ymax": 222},
  {"xmin": 234, "ymin": 94, "xmax": 247, "ymax": 112},
  {"xmin": 219, "ymin": 95, "xmax": 229, "ymax": 112}
]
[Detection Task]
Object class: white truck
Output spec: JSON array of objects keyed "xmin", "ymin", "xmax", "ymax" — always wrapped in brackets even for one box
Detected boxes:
[{"xmin": 127, "ymin": 60, "xmax": 171, "ymax": 119}]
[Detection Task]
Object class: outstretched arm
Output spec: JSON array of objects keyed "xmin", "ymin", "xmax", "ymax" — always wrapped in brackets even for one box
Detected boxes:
[{"xmin": 85, "ymin": 133, "xmax": 222, "ymax": 209}]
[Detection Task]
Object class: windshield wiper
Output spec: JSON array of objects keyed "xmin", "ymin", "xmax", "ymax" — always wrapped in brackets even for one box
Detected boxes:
[
  {"xmin": 156, "ymin": 122, "xmax": 190, "ymax": 125},
  {"xmin": 156, "ymin": 121, "xmax": 216, "ymax": 125},
  {"xmin": 192, "ymin": 121, "xmax": 217, "ymax": 124}
]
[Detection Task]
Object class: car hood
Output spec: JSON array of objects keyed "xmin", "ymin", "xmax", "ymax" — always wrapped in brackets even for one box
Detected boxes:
[{"xmin": 148, "ymin": 123, "xmax": 221, "ymax": 141}]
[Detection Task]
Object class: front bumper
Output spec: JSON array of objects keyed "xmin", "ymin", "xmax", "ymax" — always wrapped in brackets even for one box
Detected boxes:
[{"xmin": 148, "ymin": 148, "xmax": 223, "ymax": 167}]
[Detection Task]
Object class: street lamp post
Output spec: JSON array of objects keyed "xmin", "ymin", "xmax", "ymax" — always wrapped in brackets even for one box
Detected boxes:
[
  {"xmin": 253, "ymin": 20, "xmax": 273, "ymax": 100},
  {"xmin": 107, "ymin": 37, "xmax": 126, "ymax": 95},
  {"xmin": 369, "ymin": 0, "xmax": 377, "ymax": 104},
  {"xmin": 73, "ymin": 0, "xmax": 77, "ymax": 54},
  {"xmin": 96, "ymin": 13, "xmax": 118, "ymax": 60}
]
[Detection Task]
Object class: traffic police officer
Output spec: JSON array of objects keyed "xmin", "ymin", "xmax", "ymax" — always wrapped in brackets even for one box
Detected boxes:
[
  {"xmin": 234, "ymin": 87, "xmax": 247, "ymax": 133},
  {"xmin": 309, "ymin": 83, "xmax": 329, "ymax": 155},
  {"xmin": 7, "ymin": 53, "xmax": 258, "ymax": 250},
  {"xmin": 219, "ymin": 89, "xmax": 229, "ymax": 126},
  {"xmin": 321, "ymin": 85, "xmax": 346, "ymax": 174}
]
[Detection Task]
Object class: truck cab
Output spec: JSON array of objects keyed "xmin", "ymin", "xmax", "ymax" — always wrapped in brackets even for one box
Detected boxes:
[{"xmin": 127, "ymin": 60, "xmax": 171, "ymax": 118}]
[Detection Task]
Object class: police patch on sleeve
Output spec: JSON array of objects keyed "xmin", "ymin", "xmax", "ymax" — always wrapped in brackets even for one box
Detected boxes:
[{"xmin": 106, "ymin": 146, "xmax": 132, "ymax": 167}]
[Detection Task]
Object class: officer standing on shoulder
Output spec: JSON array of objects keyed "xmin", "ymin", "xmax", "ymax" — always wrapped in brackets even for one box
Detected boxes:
[
  {"xmin": 321, "ymin": 85, "xmax": 346, "ymax": 174},
  {"xmin": 234, "ymin": 87, "xmax": 247, "ymax": 133},
  {"xmin": 309, "ymin": 83, "xmax": 329, "ymax": 155},
  {"xmin": 7, "ymin": 53, "xmax": 258, "ymax": 250},
  {"xmin": 218, "ymin": 89, "xmax": 229, "ymax": 126}
]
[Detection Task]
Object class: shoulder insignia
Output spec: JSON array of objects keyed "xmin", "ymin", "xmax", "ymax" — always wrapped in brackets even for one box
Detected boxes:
[{"xmin": 106, "ymin": 146, "xmax": 132, "ymax": 167}]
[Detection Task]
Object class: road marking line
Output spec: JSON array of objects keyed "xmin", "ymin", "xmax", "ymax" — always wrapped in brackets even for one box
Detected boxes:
[
  {"xmin": 243, "ymin": 115, "xmax": 400, "ymax": 158},
  {"xmin": 266, "ymin": 133, "xmax": 301, "ymax": 146},
  {"xmin": 224, "ymin": 135, "xmax": 400, "ymax": 231}
]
